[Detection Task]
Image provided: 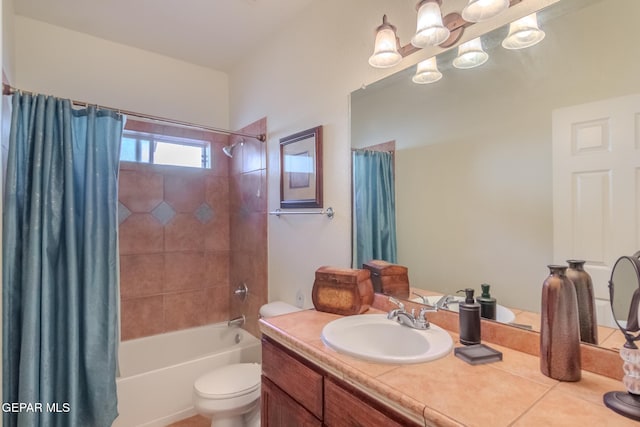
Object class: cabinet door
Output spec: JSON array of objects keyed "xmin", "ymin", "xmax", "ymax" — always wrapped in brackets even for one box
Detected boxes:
[
  {"xmin": 262, "ymin": 337, "xmax": 323, "ymax": 418},
  {"xmin": 261, "ymin": 376, "xmax": 322, "ymax": 427},
  {"xmin": 324, "ymin": 378, "xmax": 420, "ymax": 427}
]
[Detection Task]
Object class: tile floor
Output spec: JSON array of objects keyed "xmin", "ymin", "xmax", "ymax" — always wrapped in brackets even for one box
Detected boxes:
[{"xmin": 167, "ymin": 414, "xmax": 210, "ymax": 427}]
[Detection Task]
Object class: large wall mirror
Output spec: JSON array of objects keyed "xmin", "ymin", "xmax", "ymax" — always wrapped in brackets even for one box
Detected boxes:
[{"xmin": 351, "ymin": 0, "xmax": 640, "ymax": 350}]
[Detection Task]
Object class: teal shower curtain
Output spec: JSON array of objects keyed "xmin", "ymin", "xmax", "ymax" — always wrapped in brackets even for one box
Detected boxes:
[
  {"xmin": 3, "ymin": 93, "xmax": 123, "ymax": 427},
  {"xmin": 352, "ymin": 150, "xmax": 397, "ymax": 269}
]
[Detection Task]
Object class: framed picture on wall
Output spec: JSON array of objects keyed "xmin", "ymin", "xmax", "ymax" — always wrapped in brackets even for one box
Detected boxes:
[{"xmin": 279, "ymin": 126, "xmax": 323, "ymax": 209}]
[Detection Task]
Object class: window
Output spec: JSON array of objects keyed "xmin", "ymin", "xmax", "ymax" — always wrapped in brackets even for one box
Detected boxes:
[{"xmin": 120, "ymin": 119, "xmax": 212, "ymax": 169}]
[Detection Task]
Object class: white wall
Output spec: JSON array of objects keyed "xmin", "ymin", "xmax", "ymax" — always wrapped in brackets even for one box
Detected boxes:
[
  {"xmin": 13, "ymin": 16, "xmax": 229, "ymax": 129},
  {"xmin": 2, "ymin": 0, "xmax": 13, "ymax": 82},
  {"xmin": 395, "ymin": 128, "xmax": 552, "ymax": 312},
  {"xmin": 227, "ymin": 0, "xmax": 411, "ymax": 307},
  {"xmin": 228, "ymin": 0, "xmax": 553, "ymax": 308}
]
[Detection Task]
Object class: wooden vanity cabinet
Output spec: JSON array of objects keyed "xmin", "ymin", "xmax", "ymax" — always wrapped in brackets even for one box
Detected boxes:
[
  {"xmin": 261, "ymin": 376, "xmax": 322, "ymax": 427},
  {"xmin": 261, "ymin": 337, "xmax": 421, "ymax": 427},
  {"xmin": 261, "ymin": 337, "xmax": 323, "ymax": 426},
  {"xmin": 324, "ymin": 377, "xmax": 415, "ymax": 427}
]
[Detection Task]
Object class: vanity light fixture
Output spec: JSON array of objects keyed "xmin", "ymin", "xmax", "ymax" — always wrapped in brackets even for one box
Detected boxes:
[
  {"xmin": 461, "ymin": 0, "xmax": 509, "ymax": 23},
  {"xmin": 368, "ymin": 0, "xmax": 479, "ymax": 69},
  {"xmin": 452, "ymin": 37, "xmax": 488, "ymax": 69},
  {"xmin": 411, "ymin": 0, "xmax": 451, "ymax": 48},
  {"xmin": 502, "ymin": 12, "xmax": 546, "ymax": 50},
  {"xmin": 368, "ymin": 0, "xmax": 530, "ymax": 82},
  {"xmin": 368, "ymin": 15, "xmax": 403, "ymax": 68},
  {"xmin": 412, "ymin": 57, "xmax": 443, "ymax": 84}
]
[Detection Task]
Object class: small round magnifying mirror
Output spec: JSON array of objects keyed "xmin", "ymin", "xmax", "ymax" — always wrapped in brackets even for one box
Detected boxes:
[{"xmin": 603, "ymin": 252, "xmax": 640, "ymax": 421}]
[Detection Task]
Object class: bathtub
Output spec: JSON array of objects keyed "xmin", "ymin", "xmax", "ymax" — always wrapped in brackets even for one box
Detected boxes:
[{"xmin": 113, "ymin": 323, "xmax": 261, "ymax": 427}]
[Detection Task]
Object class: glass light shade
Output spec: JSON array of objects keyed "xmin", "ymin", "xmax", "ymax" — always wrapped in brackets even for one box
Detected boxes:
[
  {"xmin": 461, "ymin": 0, "xmax": 509, "ymax": 22},
  {"xmin": 411, "ymin": 1, "xmax": 450, "ymax": 48},
  {"xmin": 502, "ymin": 13, "xmax": 546, "ymax": 50},
  {"xmin": 368, "ymin": 17, "xmax": 402, "ymax": 68},
  {"xmin": 453, "ymin": 37, "xmax": 488, "ymax": 69},
  {"xmin": 412, "ymin": 57, "xmax": 442, "ymax": 84}
]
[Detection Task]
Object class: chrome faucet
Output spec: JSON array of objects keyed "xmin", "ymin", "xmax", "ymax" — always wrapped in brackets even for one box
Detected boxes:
[
  {"xmin": 411, "ymin": 291, "xmax": 439, "ymax": 310},
  {"xmin": 386, "ymin": 296, "xmax": 406, "ymax": 320},
  {"xmin": 227, "ymin": 315, "xmax": 245, "ymax": 327},
  {"xmin": 387, "ymin": 297, "xmax": 436, "ymax": 330},
  {"xmin": 435, "ymin": 295, "xmax": 460, "ymax": 310}
]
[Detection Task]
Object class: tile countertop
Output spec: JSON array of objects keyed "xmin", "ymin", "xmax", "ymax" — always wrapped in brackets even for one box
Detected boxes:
[{"xmin": 259, "ymin": 308, "xmax": 636, "ymax": 427}]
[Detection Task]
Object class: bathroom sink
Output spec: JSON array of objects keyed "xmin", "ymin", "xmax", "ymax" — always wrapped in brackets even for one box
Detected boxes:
[
  {"xmin": 320, "ymin": 314, "xmax": 453, "ymax": 364},
  {"xmin": 412, "ymin": 295, "xmax": 516, "ymax": 324}
]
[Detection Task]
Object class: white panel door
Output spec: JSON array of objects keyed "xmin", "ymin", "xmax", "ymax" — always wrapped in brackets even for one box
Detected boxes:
[{"xmin": 553, "ymin": 94, "xmax": 640, "ymax": 302}]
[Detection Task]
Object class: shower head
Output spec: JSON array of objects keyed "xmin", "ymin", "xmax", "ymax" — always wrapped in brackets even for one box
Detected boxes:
[
  {"xmin": 222, "ymin": 144, "xmax": 234, "ymax": 158},
  {"xmin": 222, "ymin": 139, "xmax": 244, "ymax": 158}
]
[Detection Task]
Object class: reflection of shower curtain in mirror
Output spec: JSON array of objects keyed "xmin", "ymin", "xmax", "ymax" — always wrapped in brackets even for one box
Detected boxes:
[{"xmin": 352, "ymin": 150, "xmax": 397, "ymax": 268}]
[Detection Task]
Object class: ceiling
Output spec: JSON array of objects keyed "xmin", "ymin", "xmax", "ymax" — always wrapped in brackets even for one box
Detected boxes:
[{"xmin": 13, "ymin": 0, "xmax": 314, "ymax": 72}]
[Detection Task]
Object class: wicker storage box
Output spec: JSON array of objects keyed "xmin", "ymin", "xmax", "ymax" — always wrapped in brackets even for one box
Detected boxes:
[
  {"xmin": 312, "ymin": 266, "xmax": 374, "ymax": 315},
  {"xmin": 362, "ymin": 260, "xmax": 410, "ymax": 298}
]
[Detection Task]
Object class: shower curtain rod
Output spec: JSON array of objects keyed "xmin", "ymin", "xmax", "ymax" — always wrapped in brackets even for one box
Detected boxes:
[{"xmin": 2, "ymin": 83, "xmax": 267, "ymax": 142}]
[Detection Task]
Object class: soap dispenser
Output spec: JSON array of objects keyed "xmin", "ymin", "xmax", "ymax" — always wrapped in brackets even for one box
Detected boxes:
[
  {"xmin": 476, "ymin": 283, "xmax": 497, "ymax": 321},
  {"xmin": 458, "ymin": 288, "xmax": 481, "ymax": 345}
]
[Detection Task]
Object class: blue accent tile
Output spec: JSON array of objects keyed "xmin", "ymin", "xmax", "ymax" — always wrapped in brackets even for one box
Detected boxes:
[
  {"xmin": 118, "ymin": 202, "xmax": 131, "ymax": 225},
  {"xmin": 152, "ymin": 201, "xmax": 176, "ymax": 225},
  {"xmin": 194, "ymin": 203, "xmax": 214, "ymax": 224}
]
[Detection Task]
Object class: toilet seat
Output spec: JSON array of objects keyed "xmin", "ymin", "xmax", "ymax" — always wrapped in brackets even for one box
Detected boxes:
[
  {"xmin": 192, "ymin": 302, "xmax": 299, "ymax": 426},
  {"xmin": 194, "ymin": 363, "xmax": 261, "ymax": 400}
]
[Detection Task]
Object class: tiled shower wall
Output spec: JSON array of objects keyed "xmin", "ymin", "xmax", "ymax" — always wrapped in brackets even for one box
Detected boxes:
[
  {"xmin": 118, "ymin": 129, "xmax": 232, "ymax": 340},
  {"xmin": 118, "ymin": 118, "xmax": 267, "ymax": 340},
  {"xmin": 229, "ymin": 118, "xmax": 268, "ymax": 337}
]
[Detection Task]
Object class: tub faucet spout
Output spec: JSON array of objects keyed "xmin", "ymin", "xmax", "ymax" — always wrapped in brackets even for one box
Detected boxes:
[{"xmin": 227, "ymin": 315, "xmax": 245, "ymax": 327}]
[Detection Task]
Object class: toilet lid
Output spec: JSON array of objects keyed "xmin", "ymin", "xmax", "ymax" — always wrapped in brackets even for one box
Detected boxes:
[
  {"xmin": 259, "ymin": 301, "xmax": 302, "ymax": 318},
  {"xmin": 194, "ymin": 363, "xmax": 261, "ymax": 399}
]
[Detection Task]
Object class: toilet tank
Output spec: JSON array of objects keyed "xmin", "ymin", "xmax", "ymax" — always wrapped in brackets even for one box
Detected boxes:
[{"xmin": 259, "ymin": 301, "xmax": 302, "ymax": 318}]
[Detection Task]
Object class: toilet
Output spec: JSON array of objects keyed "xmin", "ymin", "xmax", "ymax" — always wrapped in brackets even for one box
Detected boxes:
[{"xmin": 193, "ymin": 301, "xmax": 301, "ymax": 427}]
